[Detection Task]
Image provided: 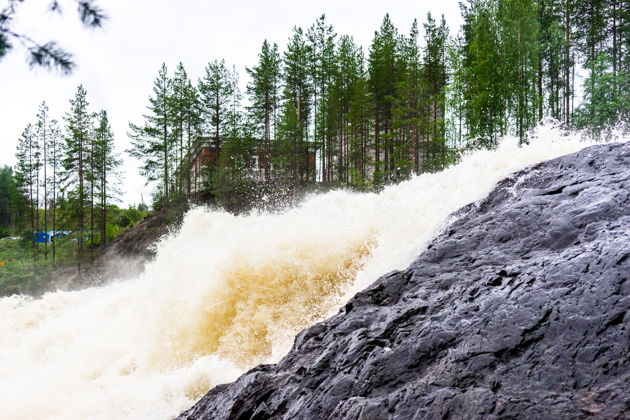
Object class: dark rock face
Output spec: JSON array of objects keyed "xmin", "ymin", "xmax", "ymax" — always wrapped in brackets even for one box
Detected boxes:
[{"xmin": 178, "ymin": 142, "xmax": 630, "ymax": 420}]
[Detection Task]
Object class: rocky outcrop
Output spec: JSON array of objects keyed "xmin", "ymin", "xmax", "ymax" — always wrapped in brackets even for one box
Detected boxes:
[
  {"xmin": 178, "ymin": 142, "xmax": 630, "ymax": 419},
  {"xmin": 84, "ymin": 198, "xmax": 192, "ymax": 285}
]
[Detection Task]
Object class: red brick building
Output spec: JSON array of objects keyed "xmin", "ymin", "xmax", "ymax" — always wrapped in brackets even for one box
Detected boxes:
[{"xmin": 189, "ymin": 138, "xmax": 317, "ymax": 192}]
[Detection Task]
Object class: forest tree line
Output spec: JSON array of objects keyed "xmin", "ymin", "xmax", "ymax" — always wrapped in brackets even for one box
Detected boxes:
[
  {"xmin": 129, "ymin": 1, "xmax": 629, "ymax": 207},
  {"xmin": 0, "ymin": 86, "xmax": 135, "ymax": 283}
]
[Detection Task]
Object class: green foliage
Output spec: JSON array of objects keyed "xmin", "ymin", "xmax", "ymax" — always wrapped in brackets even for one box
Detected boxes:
[
  {"xmin": 0, "ymin": 166, "xmax": 25, "ymax": 237},
  {"xmin": 199, "ymin": 59, "xmax": 236, "ymax": 147},
  {"xmin": 246, "ymin": 39, "xmax": 282, "ymax": 179},
  {"xmin": 7, "ymin": 84, "xmax": 123, "ymax": 285},
  {"xmin": 461, "ymin": 0, "xmax": 505, "ymax": 146},
  {"xmin": 128, "ymin": 63, "xmax": 174, "ymax": 202},
  {"xmin": 134, "ymin": 4, "xmax": 627, "ymax": 205},
  {"xmin": 0, "ymin": 0, "xmax": 107, "ymax": 73},
  {"xmin": 574, "ymin": 54, "xmax": 630, "ymax": 129}
]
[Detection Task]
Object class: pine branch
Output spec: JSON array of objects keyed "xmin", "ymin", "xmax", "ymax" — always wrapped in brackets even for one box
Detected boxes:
[{"xmin": 0, "ymin": 0, "xmax": 107, "ymax": 72}]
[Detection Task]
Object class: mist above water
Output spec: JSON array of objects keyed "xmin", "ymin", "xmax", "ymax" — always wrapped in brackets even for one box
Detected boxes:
[{"xmin": 0, "ymin": 125, "xmax": 619, "ymax": 419}]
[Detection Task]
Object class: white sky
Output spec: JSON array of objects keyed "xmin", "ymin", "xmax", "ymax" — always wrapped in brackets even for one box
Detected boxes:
[{"xmin": 0, "ymin": 0, "xmax": 462, "ymax": 206}]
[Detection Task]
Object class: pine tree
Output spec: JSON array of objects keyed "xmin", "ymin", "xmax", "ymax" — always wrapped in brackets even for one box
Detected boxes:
[
  {"xmin": 14, "ymin": 124, "xmax": 38, "ymax": 253},
  {"xmin": 562, "ymin": 0, "xmax": 575, "ymax": 125},
  {"xmin": 461, "ymin": 0, "xmax": 505, "ymax": 147},
  {"xmin": 35, "ymin": 101, "xmax": 52, "ymax": 258},
  {"xmin": 369, "ymin": 14, "xmax": 400, "ymax": 183},
  {"xmin": 93, "ymin": 110, "xmax": 121, "ymax": 247},
  {"xmin": 169, "ymin": 62, "xmax": 199, "ymax": 195},
  {"xmin": 47, "ymin": 119, "xmax": 62, "ymax": 261},
  {"xmin": 572, "ymin": 0, "xmax": 630, "ymax": 128},
  {"xmin": 330, "ymin": 35, "xmax": 368, "ymax": 184},
  {"xmin": 63, "ymin": 84, "xmax": 92, "ymax": 274},
  {"xmin": 282, "ymin": 26, "xmax": 313, "ymax": 181},
  {"xmin": 224, "ymin": 65, "xmax": 243, "ymax": 140},
  {"xmin": 128, "ymin": 63, "xmax": 173, "ymax": 209},
  {"xmin": 391, "ymin": 19, "xmax": 421, "ymax": 179},
  {"xmin": 184, "ymin": 79, "xmax": 202, "ymax": 195},
  {"xmin": 537, "ymin": 0, "xmax": 566, "ymax": 120},
  {"xmin": 348, "ymin": 54, "xmax": 372, "ymax": 186},
  {"xmin": 199, "ymin": 59, "xmax": 235, "ymax": 150},
  {"xmin": 246, "ymin": 40, "xmax": 281, "ymax": 180},
  {"xmin": 574, "ymin": 0, "xmax": 608, "ymax": 125},
  {"xmin": 498, "ymin": 0, "xmax": 540, "ymax": 142},
  {"xmin": 445, "ymin": 34, "xmax": 466, "ymax": 149},
  {"xmin": 307, "ymin": 15, "xmax": 336, "ymax": 182},
  {"xmin": 422, "ymin": 14, "xmax": 450, "ymax": 169}
]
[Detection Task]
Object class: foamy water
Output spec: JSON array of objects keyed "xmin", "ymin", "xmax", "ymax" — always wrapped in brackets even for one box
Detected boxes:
[{"xmin": 0, "ymin": 126, "xmax": 619, "ymax": 419}]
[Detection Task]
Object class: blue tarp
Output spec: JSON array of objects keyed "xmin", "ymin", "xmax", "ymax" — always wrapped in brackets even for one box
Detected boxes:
[
  {"xmin": 34, "ymin": 232, "xmax": 49, "ymax": 244},
  {"xmin": 33, "ymin": 230, "xmax": 73, "ymax": 244}
]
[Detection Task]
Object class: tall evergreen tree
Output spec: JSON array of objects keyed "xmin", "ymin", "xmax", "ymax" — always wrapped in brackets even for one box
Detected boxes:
[
  {"xmin": 47, "ymin": 119, "xmax": 62, "ymax": 261},
  {"xmin": 246, "ymin": 40, "xmax": 281, "ymax": 180},
  {"xmin": 537, "ymin": 0, "xmax": 567, "ymax": 121},
  {"xmin": 445, "ymin": 34, "xmax": 466, "ymax": 148},
  {"xmin": 368, "ymin": 14, "xmax": 399, "ymax": 183},
  {"xmin": 199, "ymin": 59, "xmax": 236, "ymax": 149},
  {"xmin": 93, "ymin": 110, "xmax": 121, "ymax": 247},
  {"xmin": 422, "ymin": 14, "xmax": 450, "ymax": 169},
  {"xmin": 330, "ymin": 35, "xmax": 370, "ymax": 184},
  {"xmin": 282, "ymin": 26, "xmax": 313, "ymax": 181},
  {"xmin": 35, "ymin": 101, "xmax": 52, "ymax": 258},
  {"xmin": 224, "ymin": 65, "xmax": 243, "ymax": 140},
  {"xmin": 14, "ymin": 123, "xmax": 38, "ymax": 251},
  {"xmin": 170, "ymin": 62, "xmax": 191, "ymax": 195},
  {"xmin": 307, "ymin": 15, "xmax": 337, "ymax": 182},
  {"xmin": 128, "ymin": 63, "xmax": 173, "ymax": 208},
  {"xmin": 461, "ymin": 0, "xmax": 506, "ymax": 147},
  {"xmin": 63, "ymin": 84, "xmax": 92, "ymax": 274},
  {"xmin": 391, "ymin": 19, "xmax": 420, "ymax": 179},
  {"xmin": 498, "ymin": 0, "xmax": 540, "ymax": 141},
  {"xmin": 183, "ymin": 79, "xmax": 202, "ymax": 194}
]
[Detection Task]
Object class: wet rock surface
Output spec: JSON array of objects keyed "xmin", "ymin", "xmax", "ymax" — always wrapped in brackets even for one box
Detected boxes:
[{"xmin": 178, "ymin": 142, "xmax": 630, "ymax": 420}]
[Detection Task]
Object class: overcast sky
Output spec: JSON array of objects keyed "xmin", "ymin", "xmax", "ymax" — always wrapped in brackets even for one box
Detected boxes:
[{"xmin": 0, "ymin": 0, "xmax": 462, "ymax": 206}]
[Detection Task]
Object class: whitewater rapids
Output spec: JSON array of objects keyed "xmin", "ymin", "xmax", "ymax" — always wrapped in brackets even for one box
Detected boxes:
[{"xmin": 0, "ymin": 126, "xmax": 618, "ymax": 419}]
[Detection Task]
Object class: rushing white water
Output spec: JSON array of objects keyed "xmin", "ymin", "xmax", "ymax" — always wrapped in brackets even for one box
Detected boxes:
[{"xmin": 0, "ymin": 127, "xmax": 618, "ymax": 419}]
